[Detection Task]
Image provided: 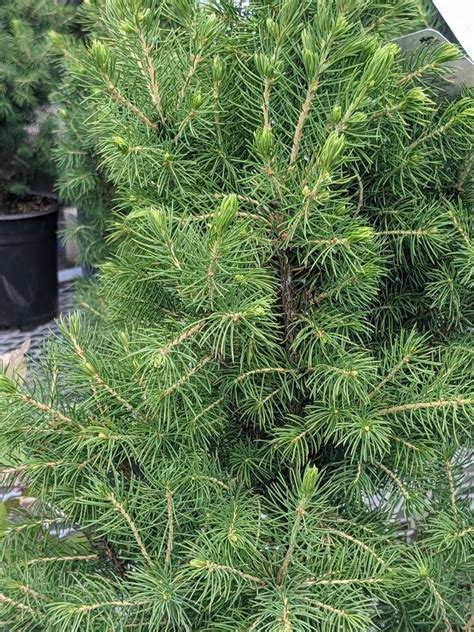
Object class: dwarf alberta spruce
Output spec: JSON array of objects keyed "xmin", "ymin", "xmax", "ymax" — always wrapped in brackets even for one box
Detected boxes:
[{"xmin": 0, "ymin": 1, "xmax": 473, "ymax": 630}]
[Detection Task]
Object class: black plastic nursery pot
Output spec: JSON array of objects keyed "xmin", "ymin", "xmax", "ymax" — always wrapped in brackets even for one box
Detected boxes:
[{"xmin": 0, "ymin": 202, "xmax": 58, "ymax": 330}]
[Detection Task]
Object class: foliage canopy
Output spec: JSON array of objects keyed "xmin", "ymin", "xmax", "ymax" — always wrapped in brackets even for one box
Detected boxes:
[{"xmin": 1, "ymin": 1, "xmax": 473, "ymax": 630}]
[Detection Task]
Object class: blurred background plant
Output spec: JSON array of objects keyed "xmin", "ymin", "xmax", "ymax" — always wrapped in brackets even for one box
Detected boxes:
[{"xmin": 0, "ymin": 0, "xmax": 72, "ymax": 208}]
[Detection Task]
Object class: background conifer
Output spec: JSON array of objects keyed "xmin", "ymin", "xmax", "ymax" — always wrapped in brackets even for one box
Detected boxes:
[{"xmin": 0, "ymin": 0, "xmax": 71, "ymax": 203}]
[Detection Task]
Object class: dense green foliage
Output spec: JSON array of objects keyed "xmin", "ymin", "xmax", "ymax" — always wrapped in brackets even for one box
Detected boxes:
[
  {"xmin": 1, "ymin": 1, "xmax": 473, "ymax": 630},
  {"xmin": 0, "ymin": 0, "xmax": 71, "ymax": 203}
]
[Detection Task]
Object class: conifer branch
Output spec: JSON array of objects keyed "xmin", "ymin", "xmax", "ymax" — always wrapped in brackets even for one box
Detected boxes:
[
  {"xmin": 377, "ymin": 228, "xmax": 438, "ymax": 237},
  {"xmin": 289, "ymin": 79, "xmax": 319, "ymax": 167},
  {"xmin": 8, "ymin": 517, "xmax": 65, "ymax": 535},
  {"xmin": 74, "ymin": 599, "xmax": 150, "ymax": 613},
  {"xmin": 381, "ymin": 398, "xmax": 473, "ymax": 415},
  {"xmin": 192, "ymin": 560, "xmax": 265, "ymax": 586},
  {"xmin": 104, "ymin": 77, "xmax": 157, "ymax": 131},
  {"xmin": 306, "ymin": 597, "xmax": 353, "ymax": 620},
  {"xmin": 179, "ymin": 52, "xmax": 204, "ymax": 102},
  {"xmin": 327, "ymin": 530, "xmax": 387, "ymax": 567},
  {"xmin": 15, "ymin": 393, "xmax": 74, "ymax": 427},
  {"xmin": 191, "ymin": 474, "xmax": 229, "ymax": 491},
  {"xmin": 158, "ymin": 323, "xmax": 203, "ymax": 356},
  {"xmin": 397, "ymin": 63, "xmax": 437, "ymax": 84},
  {"xmin": 448, "ymin": 207, "xmax": 470, "ymax": 246},
  {"xmin": 304, "ymin": 576, "xmax": 385, "ymax": 587},
  {"xmin": 160, "ymin": 356, "xmax": 212, "ymax": 399},
  {"xmin": 444, "ymin": 460, "xmax": 458, "ymax": 516},
  {"xmin": 136, "ymin": 30, "xmax": 164, "ymax": 123},
  {"xmin": 353, "ymin": 168, "xmax": 364, "ymax": 215},
  {"xmin": 165, "ymin": 489, "xmax": 174, "ymax": 569},
  {"xmin": 277, "ymin": 500, "xmax": 305, "ymax": 585},
  {"xmin": 14, "ymin": 583, "xmax": 47, "ymax": 601},
  {"xmin": 0, "ymin": 593, "xmax": 35, "ymax": 615},
  {"xmin": 262, "ymin": 78, "xmax": 272, "ymax": 132},
  {"xmin": 454, "ymin": 152, "xmax": 474, "ymax": 193},
  {"xmin": 106, "ymin": 493, "xmax": 152, "ymax": 565},
  {"xmin": 393, "ymin": 436, "xmax": 420, "ymax": 451},
  {"xmin": 191, "ymin": 398, "xmax": 225, "ymax": 424},
  {"xmin": 369, "ymin": 354, "xmax": 412, "ymax": 397},
  {"xmin": 282, "ymin": 596, "xmax": 291, "ymax": 630},
  {"xmin": 424, "ymin": 577, "xmax": 453, "ymax": 632},
  {"xmin": 234, "ymin": 367, "xmax": 295, "ymax": 383},
  {"xmin": 69, "ymin": 334, "xmax": 137, "ymax": 415},
  {"xmin": 375, "ymin": 462, "xmax": 411, "ymax": 500},
  {"xmin": 26, "ymin": 554, "xmax": 99, "ymax": 565}
]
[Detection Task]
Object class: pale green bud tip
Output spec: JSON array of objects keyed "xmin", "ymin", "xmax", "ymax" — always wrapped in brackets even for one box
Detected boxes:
[
  {"xmin": 212, "ymin": 56, "xmax": 224, "ymax": 83},
  {"xmin": 47, "ymin": 31, "xmax": 64, "ymax": 49},
  {"xmin": 189, "ymin": 559, "xmax": 207, "ymax": 569},
  {"xmin": 192, "ymin": 94, "xmax": 203, "ymax": 110},
  {"xmin": 418, "ymin": 565, "xmax": 429, "ymax": 578},
  {"xmin": 254, "ymin": 127, "xmax": 273, "ymax": 157},
  {"xmin": 112, "ymin": 136, "xmax": 128, "ymax": 152},
  {"xmin": 365, "ymin": 44, "xmax": 398, "ymax": 87},
  {"xmin": 319, "ymin": 132, "xmax": 345, "ymax": 170},
  {"xmin": 302, "ymin": 48, "xmax": 318, "ymax": 81},
  {"xmin": 137, "ymin": 9, "xmax": 150, "ymax": 22},
  {"xmin": 219, "ymin": 194, "xmax": 238, "ymax": 221},
  {"xmin": 301, "ymin": 465, "xmax": 318, "ymax": 497},
  {"xmin": 120, "ymin": 20, "xmax": 135, "ymax": 34},
  {"xmin": 91, "ymin": 40, "xmax": 110, "ymax": 69},
  {"xmin": 330, "ymin": 105, "xmax": 342, "ymax": 123},
  {"xmin": 251, "ymin": 306, "xmax": 266, "ymax": 317},
  {"xmin": 255, "ymin": 53, "xmax": 274, "ymax": 79}
]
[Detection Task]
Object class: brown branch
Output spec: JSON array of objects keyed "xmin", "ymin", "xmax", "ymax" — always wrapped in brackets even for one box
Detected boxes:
[
  {"xmin": 444, "ymin": 460, "xmax": 458, "ymax": 516},
  {"xmin": 26, "ymin": 554, "xmax": 99, "ymax": 565},
  {"xmin": 375, "ymin": 462, "xmax": 411, "ymax": 500},
  {"xmin": 165, "ymin": 489, "xmax": 174, "ymax": 569},
  {"xmin": 368, "ymin": 355, "xmax": 411, "ymax": 398},
  {"xmin": 455, "ymin": 152, "xmax": 474, "ymax": 194},
  {"xmin": 381, "ymin": 398, "xmax": 473, "ymax": 415},
  {"xmin": 105, "ymin": 78, "xmax": 157, "ymax": 131},
  {"xmin": 0, "ymin": 593, "xmax": 35, "ymax": 615},
  {"xmin": 107, "ymin": 493, "xmax": 152, "ymax": 565},
  {"xmin": 197, "ymin": 560, "xmax": 265, "ymax": 586},
  {"xmin": 289, "ymin": 80, "xmax": 319, "ymax": 167},
  {"xmin": 262, "ymin": 78, "xmax": 272, "ymax": 131},
  {"xmin": 448, "ymin": 207, "xmax": 471, "ymax": 246},
  {"xmin": 137, "ymin": 31, "xmax": 164, "ymax": 123}
]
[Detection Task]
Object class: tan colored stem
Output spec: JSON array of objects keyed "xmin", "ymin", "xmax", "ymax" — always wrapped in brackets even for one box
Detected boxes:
[
  {"xmin": 381, "ymin": 398, "xmax": 473, "ymax": 415},
  {"xmin": 27, "ymin": 554, "xmax": 99, "ymax": 565},
  {"xmin": 262, "ymin": 78, "xmax": 272, "ymax": 131},
  {"xmin": 137, "ymin": 31, "xmax": 164, "ymax": 122},
  {"xmin": 369, "ymin": 355, "xmax": 411, "ymax": 397},
  {"xmin": 0, "ymin": 593, "xmax": 35, "ymax": 615},
  {"xmin": 165, "ymin": 489, "xmax": 174, "ymax": 569},
  {"xmin": 375, "ymin": 462, "xmax": 410, "ymax": 500},
  {"xmin": 107, "ymin": 493, "xmax": 152, "ymax": 565},
  {"xmin": 289, "ymin": 81, "xmax": 319, "ymax": 167},
  {"xmin": 444, "ymin": 460, "xmax": 458, "ymax": 516},
  {"xmin": 327, "ymin": 529, "xmax": 387, "ymax": 567},
  {"xmin": 106, "ymin": 78, "xmax": 157, "ymax": 131},
  {"xmin": 161, "ymin": 356, "xmax": 212, "ymax": 399},
  {"xmin": 200, "ymin": 561, "xmax": 265, "ymax": 586}
]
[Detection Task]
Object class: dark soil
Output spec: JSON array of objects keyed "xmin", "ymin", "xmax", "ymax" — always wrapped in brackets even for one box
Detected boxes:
[{"xmin": 0, "ymin": 194, "xmax": 56, "ymax": 216}]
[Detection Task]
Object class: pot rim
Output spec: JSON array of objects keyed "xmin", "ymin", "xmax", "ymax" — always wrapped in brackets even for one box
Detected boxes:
[{"xmin": 0, "ymin": 199, "xmax": 59, "ymax": 221}]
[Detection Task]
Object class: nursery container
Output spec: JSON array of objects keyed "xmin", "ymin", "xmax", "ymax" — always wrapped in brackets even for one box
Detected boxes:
[{"xmin": 0, "ymin": 202, "xmax": 58, "ymax": 329}]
